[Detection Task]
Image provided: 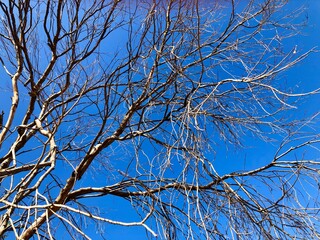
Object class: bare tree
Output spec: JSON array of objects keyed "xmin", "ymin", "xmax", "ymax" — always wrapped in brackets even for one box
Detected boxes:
[{"xmin": 0, "ymin": 0, "xmax": 319, "ymax": 239}]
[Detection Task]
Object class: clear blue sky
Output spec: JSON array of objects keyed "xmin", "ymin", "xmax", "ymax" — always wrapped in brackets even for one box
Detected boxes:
[{"xmin": 0, "ymin": 1, "xmax": 319, "ymax": 239}]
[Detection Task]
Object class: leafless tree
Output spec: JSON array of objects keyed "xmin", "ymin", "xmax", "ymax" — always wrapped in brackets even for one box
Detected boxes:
[{"xmin": 0, "ymin": 0, "xmax": 319, "ymax": 239}]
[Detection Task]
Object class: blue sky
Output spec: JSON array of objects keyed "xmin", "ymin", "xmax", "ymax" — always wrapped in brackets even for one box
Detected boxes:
[{"xmin": 0, "ymin": 0, "xmax": 319, "ymax": 239}]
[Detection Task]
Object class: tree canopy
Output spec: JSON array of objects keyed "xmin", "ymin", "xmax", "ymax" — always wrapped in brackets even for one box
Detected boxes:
[{"xmin": 0, "ymin": 0, "xmax": 319, "ymax": 239}]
